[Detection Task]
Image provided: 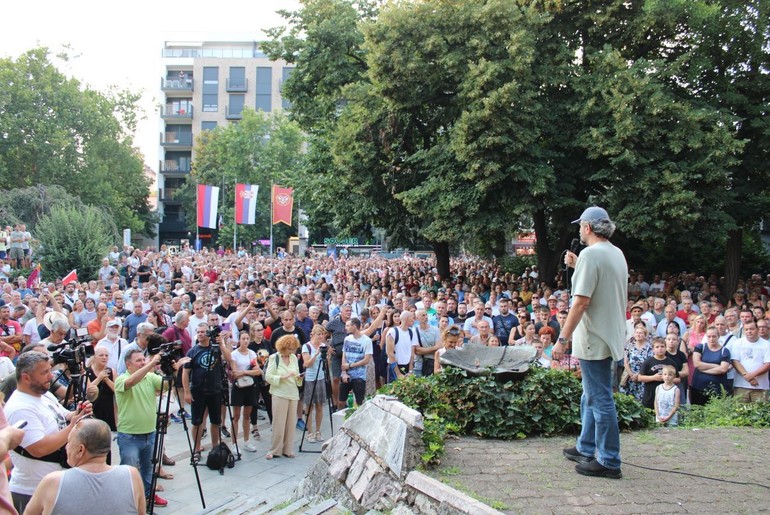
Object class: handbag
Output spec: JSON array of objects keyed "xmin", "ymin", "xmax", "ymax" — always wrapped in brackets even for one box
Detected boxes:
[
  {"xmin": 235, "ymin": 375, "xmax": 254, "ymax": 388},
  {"xmin": 619, "ymin": 369, "xmax": 630, "ymax": 388}
]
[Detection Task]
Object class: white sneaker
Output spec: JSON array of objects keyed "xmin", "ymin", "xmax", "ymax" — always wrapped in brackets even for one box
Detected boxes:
[
  {"xmin": 307, "ymin": 433, "xmax": 317, "ymax": 443},
  {"xmin": 243, "ymin": 441, "xmax": 258, "ymax": 452}
]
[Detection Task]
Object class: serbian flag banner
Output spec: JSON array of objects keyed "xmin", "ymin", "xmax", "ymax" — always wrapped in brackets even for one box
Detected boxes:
[
  {"xmin": 62, "ymin": 269, "xmax": 78, "ymax": 286},
  {"xmin": 197, "ymin": 184, "xmax": 220, "ymax": 229},
  {"xmin": 271, "ymin": 185, "xmax": 294, "ymax": 226},
  {"xmin": 235, "ymin": 184, "xmax": 259, "ymax": 224}
]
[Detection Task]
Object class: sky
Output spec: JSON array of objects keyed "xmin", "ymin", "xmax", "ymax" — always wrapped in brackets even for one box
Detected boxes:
[{"xmin": 0, "ymin": 0, "xmax": 301, "ymax": 170}]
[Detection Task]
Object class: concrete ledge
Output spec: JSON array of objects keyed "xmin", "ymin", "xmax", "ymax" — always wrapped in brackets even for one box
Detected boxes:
[{"xmin": 405, "ymin": 471, "xmax": 504, "ymax": 515}]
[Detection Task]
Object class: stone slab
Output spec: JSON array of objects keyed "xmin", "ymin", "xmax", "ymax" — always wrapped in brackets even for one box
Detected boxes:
[
  {"xmin": 405, "ymin": 471, "xmax": 504, "ymax": 515},
  {"xmin": 343, "ymin": 401, "xmax": 408, "ymax": 476}
]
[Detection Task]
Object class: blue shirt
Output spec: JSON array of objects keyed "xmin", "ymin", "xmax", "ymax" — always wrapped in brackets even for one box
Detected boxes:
[{"xmin": 343, "ymin": 334, "xmax": 372, "ymax": 381}]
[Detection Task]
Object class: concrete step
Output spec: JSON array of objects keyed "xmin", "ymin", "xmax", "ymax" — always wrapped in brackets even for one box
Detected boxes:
[
  {"xmin": 271, "ymin": 498, "xmax": 311, "ymax": 515},
  {"xmin": 303, "ymin": 498, "xmax": 339, "ymax": 515}
]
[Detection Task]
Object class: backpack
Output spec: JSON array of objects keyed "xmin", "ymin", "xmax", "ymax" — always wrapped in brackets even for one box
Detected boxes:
[
  {"xmin": 393, "ymin": 327, "xmax": 422, "ymax": 347},
  {"xmin": 206, "ymin": 441, "xmax": 235, "ymax": 474}
]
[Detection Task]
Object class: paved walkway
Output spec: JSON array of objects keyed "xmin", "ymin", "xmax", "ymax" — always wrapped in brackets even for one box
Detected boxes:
[
  {"xmin": 433, "ymin": 427, "xmax": 770, "ymax": 514},
  {"xmin": 113, "ymin": 410, "xmax": 327, "ymax": 514}
]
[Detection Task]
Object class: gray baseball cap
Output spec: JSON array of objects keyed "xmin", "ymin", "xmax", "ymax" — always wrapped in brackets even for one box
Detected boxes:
[{"xmin": 572, "ymin": 206, "xmax": 611, "ymax": 224}]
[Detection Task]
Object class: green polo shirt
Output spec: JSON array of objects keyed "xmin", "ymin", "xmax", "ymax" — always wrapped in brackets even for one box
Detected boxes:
[{"xmin": 115, "ymin": 371, "xmax": 162, "ymax": 434}]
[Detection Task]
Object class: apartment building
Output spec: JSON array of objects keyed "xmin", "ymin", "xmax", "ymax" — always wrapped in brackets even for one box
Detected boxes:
[{"xmin": 157, "ymin": 40, "xmax": 293, "ymax": 248}]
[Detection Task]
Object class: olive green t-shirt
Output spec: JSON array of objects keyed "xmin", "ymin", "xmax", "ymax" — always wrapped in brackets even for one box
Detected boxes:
[{"xmin": 571, "ymin": 241, "xmax": 628, "ymax": 361}]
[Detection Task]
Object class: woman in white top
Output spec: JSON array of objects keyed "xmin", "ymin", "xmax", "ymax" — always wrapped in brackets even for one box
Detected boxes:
[
  {"xmin": 229, "ymin": 332, "xmax": 260, "ymax": 452},
  {"xmin": 301, "ymin": 326, "xmax": 328, "ymax": 443}
]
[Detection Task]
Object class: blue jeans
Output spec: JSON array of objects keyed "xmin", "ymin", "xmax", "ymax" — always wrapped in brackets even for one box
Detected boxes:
[
  {"xmin": 118, "ymin": 432, "xmax": 156, "ymax": 496},
  {"xmin": 576, "ymin": 357, "xmax": 621, "ymax": 469}
]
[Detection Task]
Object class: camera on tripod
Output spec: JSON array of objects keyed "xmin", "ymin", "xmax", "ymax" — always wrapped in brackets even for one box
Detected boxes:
[
  {"xmin": 319, "ymin": 343, "xmax": 329, "ymax": 358},
  {"xmin": 48, "ymin": 328, "xmax": 93, "ymax": 372},
  {"xmin": 147, "ymin": 334, "xmax": 183, "ymax": 377}
]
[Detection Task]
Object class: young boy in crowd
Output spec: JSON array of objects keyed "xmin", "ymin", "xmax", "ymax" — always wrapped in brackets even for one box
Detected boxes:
[
  {"xmin": 655, "ymin": 365, "xmax": 680, "ymax": 426},
  {"xmin": 639, "ymin": 337, "xmax": 678, "ymax": 409}
]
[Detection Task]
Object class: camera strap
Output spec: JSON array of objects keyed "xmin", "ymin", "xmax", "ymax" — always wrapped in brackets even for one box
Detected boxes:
[{"xmin": 14, "ymin": 445, "xmax": 70, "ymax": 468}]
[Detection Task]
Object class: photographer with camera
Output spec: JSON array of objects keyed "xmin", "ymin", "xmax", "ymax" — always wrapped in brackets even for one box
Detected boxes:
[
  {"xmin": 183, "ymin": 323, "xmax": 232, "ymax": 462},
  {"xmin": 115, "ymin": 348, "xmax": 168, "ymax": 508},
  {"xmin": 5, "ymin": 351, "xmax": 93, "ymax": 513},
  {"xmin": 25, "ymin": 418, "xmax": 145, "ymax": 515}
]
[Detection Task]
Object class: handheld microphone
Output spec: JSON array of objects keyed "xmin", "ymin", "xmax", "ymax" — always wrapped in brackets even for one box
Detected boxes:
[{"xmin": 570, "ymin": 238, "xmax": 583, "ymax": 256}]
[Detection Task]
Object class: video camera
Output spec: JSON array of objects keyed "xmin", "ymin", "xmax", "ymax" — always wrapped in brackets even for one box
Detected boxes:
[
  {"xmin": 48, "ymin": 328, "xmax": 94, "ymax": 374},
  {"xmin": 146, "ymin": 334, "xmax": 183, "ymax": 377}
]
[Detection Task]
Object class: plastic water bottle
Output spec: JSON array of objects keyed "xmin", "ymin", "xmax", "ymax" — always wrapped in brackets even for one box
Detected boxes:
[{"xmin": 346, "ymin": 392, "xmax": 354, "ymax": 409}]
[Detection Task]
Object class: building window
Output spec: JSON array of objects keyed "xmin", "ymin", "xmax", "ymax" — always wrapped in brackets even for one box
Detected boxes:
[
  {"xmin": 281, "ymin": 67, "xmax": 294, "ymax": 109},
  {"xmin": 202, "ymin": 121, "xmax": 217, "ymax": 131},
  {"xmin": 256, "ymin": 67, "xmax": 272, "ymax": 112},
  {"xmin": 229, "ymin": 94, "xmax": 245, "ymax": 117},
  {"xmin": 228, "ymin": 67, "xmax": 247, "ymax": 90},
  {"xmin": 202, "ymin": 67, "xmax": 219, "ymax": 112}
]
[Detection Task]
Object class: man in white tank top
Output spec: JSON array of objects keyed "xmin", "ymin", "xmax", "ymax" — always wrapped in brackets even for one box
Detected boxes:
[{"xmin": 25, "ymin": 418, "xmax": 145, "ymax": 515}]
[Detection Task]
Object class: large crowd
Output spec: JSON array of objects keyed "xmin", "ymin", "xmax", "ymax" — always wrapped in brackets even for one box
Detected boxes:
[{"xmin": 0, "ymin": 242, "xmax": 766, "ymax": 512}]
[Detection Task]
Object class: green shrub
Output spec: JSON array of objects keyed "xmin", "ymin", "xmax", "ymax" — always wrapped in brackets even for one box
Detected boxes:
[
  {"xmin": 614, "ymin": 392, "xmax": 655, "ymax": 430},
  {"xmin": 681, "ymin": 394, "xmax": 770, "ymax": 428},
  {"xmin": 35, "ymin": 205, "xmax": 116, "ymax": 280},
  {"xmin": 380, "ymin": 366, "xmax": 653, "ymax": 466}
]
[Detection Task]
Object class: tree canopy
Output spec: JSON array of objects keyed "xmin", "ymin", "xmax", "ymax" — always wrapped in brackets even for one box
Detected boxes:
[
  {"xmin": 265, "ymin": 0, "xmax": 768, "ymax": 288},
  {"xmin": 0, "ymin": 48, "xmax": 155, "ymax": 235}
]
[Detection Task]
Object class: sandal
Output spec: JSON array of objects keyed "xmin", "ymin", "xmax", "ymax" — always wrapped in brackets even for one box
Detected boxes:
[
  {"xmin": 158, "ymin": 470, "xmax": 174, "ymax": 480},
  {"xmin": 252, "ymin": 428, "xmax": 261, "ymax": 440},
  {"xmin": 192, "ymin": 451, "xmax": 201, "ymax": 464},
  {"xmin": 155, "ymin": 484, "xmax": 165, "ymax": 492},
  {"xmin": 282, "ymin": 453, "xmax": 296, "ymax": 458}
]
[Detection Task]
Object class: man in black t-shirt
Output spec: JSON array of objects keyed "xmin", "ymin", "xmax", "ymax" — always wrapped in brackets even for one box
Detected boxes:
[
  {"xmin": 183, "ymin": 322, "xmax": 232, "ymax": 459},
  {"xmin": 214, "ymin": 293, "xmax": 237, "ymax": 319}
]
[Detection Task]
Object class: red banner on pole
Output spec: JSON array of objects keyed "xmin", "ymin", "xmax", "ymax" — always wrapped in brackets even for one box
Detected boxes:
[{"xmin": 271, "ymin": 185, "xmax": 294, "ymax": 226}]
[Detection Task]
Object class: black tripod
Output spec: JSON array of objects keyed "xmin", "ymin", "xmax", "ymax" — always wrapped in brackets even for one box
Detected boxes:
[
  {"xmin": 299, "ymin": 344, "xmax": 335, "ymax": 453},
  {"xmin": 217, "ymin": 350, "xmax": 242, "ymax": 465},
  {"xmin": 148, "ymin": 366, "xmax": 205, "ymax": 514},
  {"xmin": 55, "ymin": 363, "xmax": 87, "ymax": 410}
]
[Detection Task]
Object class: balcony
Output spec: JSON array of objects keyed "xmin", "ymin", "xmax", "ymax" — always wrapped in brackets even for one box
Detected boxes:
[
  {"xmin": 160, "ymin": 132, "xmax": 193, "ymax": 149},
  {"xmin": 158, "ymin": 188, "xmax": 183, "ymax": 202},
  {"xmin": 161, "ymin": 77, "xmax": 194, "ymax": 92},
  {"xmin": 159, "ymin": 160, "xmax": 191, "ymax": 174},
  {"xmin": 160, "ymin": 105, "xmax": 193, "ymax": 119},
  {"xmin": 225, "ymin": 106, "xmax": 243, "ymax": 120},
  {"xmin": 226, "ymin": 78, "xmax": 248, "ymax": 92}
]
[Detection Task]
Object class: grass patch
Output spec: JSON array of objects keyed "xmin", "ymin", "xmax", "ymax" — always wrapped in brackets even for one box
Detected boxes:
[{"xmin": 440, "ymin": 465, "xmax": 462, "ymax": 476}]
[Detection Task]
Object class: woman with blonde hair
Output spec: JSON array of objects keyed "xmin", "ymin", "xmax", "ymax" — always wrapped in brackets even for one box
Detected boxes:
[
  {"xmin": 433, "ymin": 325, "xmax": 463, "ymax": 374},
  {"xmin": 265, "ymin": 334, "xmax": 302, "ymax": 459}
]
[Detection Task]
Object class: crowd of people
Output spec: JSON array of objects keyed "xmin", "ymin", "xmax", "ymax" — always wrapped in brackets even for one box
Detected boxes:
[{"xmin": 0, "ymin": 238, "xmax": 765, "ymax": 511}]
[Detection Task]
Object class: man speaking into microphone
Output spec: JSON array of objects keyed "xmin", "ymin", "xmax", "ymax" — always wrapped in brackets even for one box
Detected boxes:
[{"xmin": 553, "ymin": 206, "xmax": 627, "ymax": 479}]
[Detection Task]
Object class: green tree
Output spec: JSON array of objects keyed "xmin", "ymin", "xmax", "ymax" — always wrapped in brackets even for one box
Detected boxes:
[
  {"xmin": 177, "ymin": 109, "xmax": 305, "ymax": 249},
  {"xmin": 0, "ymin": 185, "xmax": 85, "ymax": 231},
  {"xmin": 669, "ymin": 0, "xmax": 770, "ymax": 294},
  {"xmin": 0, "ymin": 48, "xmax": 154, "ymax": 235},
  {"xmin": 267, "ymin": 0, "xmax": 765, "ymax": 284},
  {"xmin": 35, "ymin": 205, "xmax": 116, "ymax": 280}
]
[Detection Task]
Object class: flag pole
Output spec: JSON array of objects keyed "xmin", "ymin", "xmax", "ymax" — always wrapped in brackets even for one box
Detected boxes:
[
  {"xmin": 269, "ymin": 184, "xmax": 274, "ymax": 257},
  {"xmin": 195, "ymin": 185, "xmax": 199, "ymax": 250}
]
